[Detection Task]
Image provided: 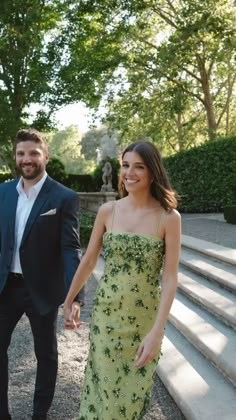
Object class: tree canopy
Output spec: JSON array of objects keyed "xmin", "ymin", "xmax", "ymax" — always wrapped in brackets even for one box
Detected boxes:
[
  {"xmin": 47, "ymin": 125, "xmax": 96, "ymax": 174},
  {"xmin": 81, "ymin": 126, "xmax": 118, "ymax": 161},
  {"xmin": 64, "ymin": 0, "xmax": 236, "ymax": 150},
  {"xmin": 0, "ymin": 0, "xmax": 235, "ymax": 170},
  {"xmin": 0, "ymin": 0, "xmax": 115, "ymax": 165},
  {"xmin": 0, "ymin": 0, "xmax": 59, "ymax": 158}
]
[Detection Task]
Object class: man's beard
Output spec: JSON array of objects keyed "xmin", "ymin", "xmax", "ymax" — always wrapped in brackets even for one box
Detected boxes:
[{"xmin": 17, "ymin": 164, "xmax": 43, "ymax": 180}]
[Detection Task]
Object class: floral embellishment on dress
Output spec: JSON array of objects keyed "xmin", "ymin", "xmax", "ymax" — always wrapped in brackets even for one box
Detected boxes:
[
  {"xmin": 104, "ymin": 347, "xmax": 111, "ymax": 358},
  {"xmin": 79, "ymin": 231, "xmax": 165, "ymax": 419},
  {"xmin": 92, "ymin": 325, "xmax": 100, "ymax": 335}
]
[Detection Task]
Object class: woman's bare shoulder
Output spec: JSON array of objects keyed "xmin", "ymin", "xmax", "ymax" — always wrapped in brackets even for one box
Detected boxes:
[
  {"xmin": 96, "ymin": 200, "xmax": 117, "ymax": 222},
  {"xmin": 163, "ymin": 208, "xmax": 181, "ymax": 225},
  {"xmin": 98, "ymin": 200, "xmax": 115, "ymax": 214},
  {"xmin": 99, "ymin": 197, "xmax": 126, "ymax": 211}
]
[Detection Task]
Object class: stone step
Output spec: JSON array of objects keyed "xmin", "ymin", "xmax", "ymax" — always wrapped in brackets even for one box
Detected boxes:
[
  {"xmin": 157, "ymin": 323, "xmax": 236, "ymax": 420},
  {"xmin": 169, "ymin": 295, "xmax": 236, "ymax": 388},
  {"xmin": 182, "ymin": 235, "xmax": 236, "ymax": 267},
  {"xmin": 180, "ymin": 248, "xmax": 236, "ymax": 293},
  {"xmin": 178, "ymin": 267, "xmax": 236, "ymax": 329}
]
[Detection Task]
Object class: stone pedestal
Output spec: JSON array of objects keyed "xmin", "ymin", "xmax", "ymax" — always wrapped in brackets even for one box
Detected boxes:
[{"xmin": 78, "ymin": 192, "xmax": 118, "ymax": 213}]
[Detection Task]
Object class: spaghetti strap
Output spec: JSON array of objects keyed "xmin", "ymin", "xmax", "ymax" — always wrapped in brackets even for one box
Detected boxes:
[
  {"xmin": 156, "ymin": 207, "xmax": 163, "ymax": 236},
  {"xmin": 110, "ymin": 201, "xmax": 116, "ymax": 231}
]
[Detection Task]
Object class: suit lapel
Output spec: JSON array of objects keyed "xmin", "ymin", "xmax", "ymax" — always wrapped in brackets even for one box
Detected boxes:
[
  {"xmin": 21, "ymin": 177, "xmax": 53, "ymax": 245},
  {"xmin": 8, "ymin": 182, "xmax": 19, "ymax": 240}
]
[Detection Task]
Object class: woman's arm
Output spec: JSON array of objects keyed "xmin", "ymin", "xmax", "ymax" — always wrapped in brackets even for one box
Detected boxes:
[
  {"xmin": 134, "ymin": 209, "xmax": 181, "ymax": 367},
  {"xmin": 64, "ymin": 202, "xmax": 112, "ymax": 328}
]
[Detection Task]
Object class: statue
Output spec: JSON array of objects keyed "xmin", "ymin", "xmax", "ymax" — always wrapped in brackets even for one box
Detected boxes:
[{"xmin": 101, "ymin": 161, "xmax": 114, "ymax": 192}]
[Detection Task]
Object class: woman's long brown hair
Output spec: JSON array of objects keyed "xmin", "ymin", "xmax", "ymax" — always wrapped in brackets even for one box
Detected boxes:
[{"xmin": 118, "ymin": 141, "xmax": 178, "ymax": 211}]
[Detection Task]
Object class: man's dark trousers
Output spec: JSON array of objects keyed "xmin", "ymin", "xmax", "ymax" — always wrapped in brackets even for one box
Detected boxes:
[
  {"xmin": 0, "ymin": 275, "xmax": 58, "ymax": 417},
  {"xmin": 0, "ymin": 175, "xmax": 83, "ymax": 417}
]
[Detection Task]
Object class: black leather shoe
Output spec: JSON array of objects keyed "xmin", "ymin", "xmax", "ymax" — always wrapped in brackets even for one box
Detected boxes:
[{"xmin": 32, "ymin": 416, "xmax": 47, "ymax": 420}]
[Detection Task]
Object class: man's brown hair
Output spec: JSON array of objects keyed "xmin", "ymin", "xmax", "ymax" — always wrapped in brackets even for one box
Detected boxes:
[{"xmin": 14, "ymin": 129, "xmax": 48, "ymax": 153}]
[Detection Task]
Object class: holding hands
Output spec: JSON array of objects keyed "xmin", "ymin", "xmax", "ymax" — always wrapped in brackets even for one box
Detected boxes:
[{"xmin": 64, "ymin": 301, "xmax": 83, "ymax": 330}]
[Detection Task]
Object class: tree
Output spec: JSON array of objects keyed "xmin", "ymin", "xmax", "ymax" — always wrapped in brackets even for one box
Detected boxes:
[
  {"xmin": 81, "ymin": 126, "xmax": 118, "ymax": 161},
  {"xmin": 47, "ymin": 125, "xmax": 95, "ymax": 174},
  {"xmin": 106, "ymin": 80, "xmax": 206, "ymax": 153},
  {"xmin": 140, "ymin": 0, "xmax": 236, "ymax": 141},
  {"xmin": 65, "ymin": 0, "xmax": 236, "ymax": 144},
  {"xmin": 0, "ymin": 0, "xmax": 119, "ymax": 169},
  {"xmin": 2, "ymin": 0, "xmax": 235, "ymax": 168},
  {"xmin": 0, "ymin": 0, "xmax": 61, "ymax": 166}
]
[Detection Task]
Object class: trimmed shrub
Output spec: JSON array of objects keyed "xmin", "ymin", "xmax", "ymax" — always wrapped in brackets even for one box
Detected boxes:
[
  {"xmin": 47, "ymin": 157, "xmax": 67, "ymax": 183},
  {"xmin": 79, "ymin": 211, "xmax": 96, "ymax": 248},
  {"xmin": 164, "ymin": 136, "xmax": 236, "ymax": 212},
  {"xmin": 64, "ymin": 174, "xmax": 94, "ymax": 192}
]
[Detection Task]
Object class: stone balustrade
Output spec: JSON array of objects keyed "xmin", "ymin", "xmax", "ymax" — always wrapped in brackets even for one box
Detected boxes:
[{"xmin": 78, "ymin": 192, "xmax": 118, "ymax": 214}]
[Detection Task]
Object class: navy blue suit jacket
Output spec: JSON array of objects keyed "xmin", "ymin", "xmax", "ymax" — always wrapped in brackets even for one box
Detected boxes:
[{"xmin": 0, "ymin": 176, "xmax": 83, "ymax": 314}]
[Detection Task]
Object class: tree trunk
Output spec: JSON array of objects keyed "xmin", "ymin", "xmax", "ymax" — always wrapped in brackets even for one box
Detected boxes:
[
  {"xmin": 196, "ymin": 56, "xmax": 217, "ymax": 140},
  {"xmin": 176, "ymin": 112, "xmax": 185, "ymax": 151}
]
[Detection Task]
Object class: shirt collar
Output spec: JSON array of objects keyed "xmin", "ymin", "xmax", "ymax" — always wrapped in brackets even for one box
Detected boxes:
[{"xmin": 16, "ymin": 172, "xmax": 48, "ymax": 196}]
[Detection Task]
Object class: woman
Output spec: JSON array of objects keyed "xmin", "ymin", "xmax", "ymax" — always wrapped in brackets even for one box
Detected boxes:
[{"xmin": 64, "ymin": 141, "xmax": 181, "ymax": 420}]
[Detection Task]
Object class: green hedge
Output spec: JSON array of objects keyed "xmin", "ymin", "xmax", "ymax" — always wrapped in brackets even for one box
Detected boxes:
[
  {"xmin": 47, "ymin": 157, "xmax": 67, "ymax": 183},
  {"xmin": 79, "ymin": 212, "xmax": 96, "ymax": 248},
  {"xmin": 64, "ymin": 174, "xmax": 94, "ymax": 192},
  {"xmin": 164, "ymin": 136, "xmax": 236, "ymax": 212}
]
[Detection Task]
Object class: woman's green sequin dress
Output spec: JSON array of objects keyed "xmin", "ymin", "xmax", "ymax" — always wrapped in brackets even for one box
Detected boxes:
[{"xmin": 79, "ymin": 231, "xmax": 165, "ymax": 420}]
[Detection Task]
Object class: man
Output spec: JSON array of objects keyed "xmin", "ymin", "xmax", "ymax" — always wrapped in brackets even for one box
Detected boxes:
[{"xmin": 0, "ymin": 129, "xmax": 83, "ymax": 420}]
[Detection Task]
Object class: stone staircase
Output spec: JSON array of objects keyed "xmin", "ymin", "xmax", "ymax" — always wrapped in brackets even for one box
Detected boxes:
[{"xmin": 156, "ymin": 235, "xmax": 236, "ymax": 420}]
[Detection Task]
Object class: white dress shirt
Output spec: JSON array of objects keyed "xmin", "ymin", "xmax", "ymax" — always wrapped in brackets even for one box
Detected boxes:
[{"xmin": 11, "ymin": 172, "xmax": 48, "ymax": 274}]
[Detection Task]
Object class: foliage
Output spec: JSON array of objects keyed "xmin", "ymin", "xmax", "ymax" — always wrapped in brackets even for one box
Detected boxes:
[
  {"xmin": 1, "ymin": 0, "xmax": 236, "ymax": 166},
  {"xmin": 0, "ymin": 0, "xmax": 62, "ymax": 162},
  {"xmin": 47, "ymin": 125, "xmax": 119, "ymax": 176},
  {"xmin": 47, "ymin": 125, "xmax": 95, "ymax": 174},
  {"xmin": 81, "ymin": 126, "xmax": 119, "ymax": 161},
  {"xmin": 65, "ymin": 174, "xmax": 94, "ymax": 192},
  {"xmin": 106, "ymin": 85, "xmax": 206, "ymax": 153},
  {"xmin": 0, "ymin": 0, "xmax": 120, "ymax": 167},
  {"xmin": 0, "ymin": 172, "xmax": 13, "ymax": 183},
  {"xmin": 79, "ymin": 211, "xmax": 96, "ymax": 248},
  {"xmin": 54, "ymin": 1, "xmax": 128, "ymax": 109},
  {"xmin": 65, "ymin": 0, "xmax": 236, "ymax": 149},
  {"xmin": 46, "ymin": 157, "xmax": 67, "ymax": 183},
  {"xmin": 164, "ymin": 136, "xmax": 236, "ymax": 212}
]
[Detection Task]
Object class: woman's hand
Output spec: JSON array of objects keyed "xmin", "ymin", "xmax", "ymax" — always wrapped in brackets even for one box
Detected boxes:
[
  {"xmin": 64, "ymin": 301, "xmax": 83, "ymax": 330},
  {"xmin": 134, "ymin": 328, "xmax": 163, "ymax": 368}
]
